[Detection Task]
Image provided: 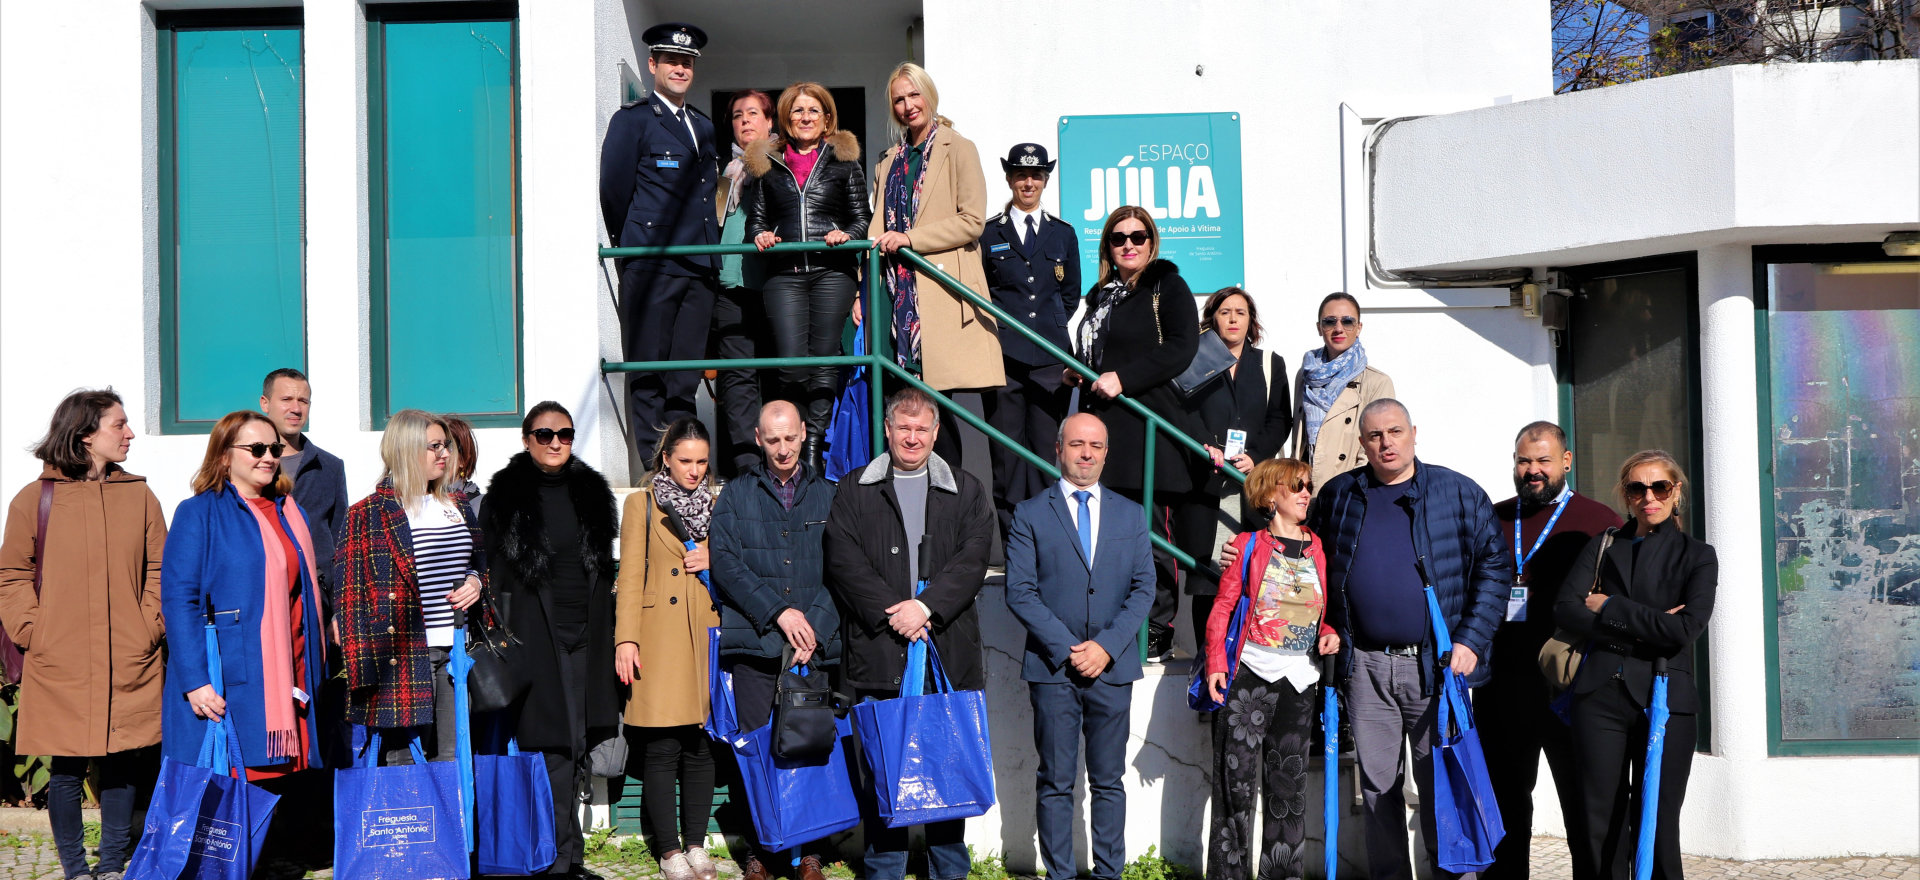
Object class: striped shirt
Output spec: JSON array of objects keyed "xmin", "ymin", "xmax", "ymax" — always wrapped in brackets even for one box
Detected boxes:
[{"xmin": 406, "ymin": 495, "xmax": 472, "ymax": 647}]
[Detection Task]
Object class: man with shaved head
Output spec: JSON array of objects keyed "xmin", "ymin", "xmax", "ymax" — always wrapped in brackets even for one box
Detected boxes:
[
  {"xmin": 706, "ymin": 400, "xmax": 840, "ymax": 880},
  {"xmin": 1003, "ymin": 412, "xmax": 1156, "ymax": 880},
  {"xmin": 1307, "ymin": 398, "xmax": 1511, "ymax": 880}
]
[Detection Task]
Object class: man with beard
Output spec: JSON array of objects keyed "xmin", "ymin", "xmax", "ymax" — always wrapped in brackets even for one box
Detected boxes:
[{"xmin": 1478, "ymin": 421, "xmax": 1621, "ymax": 880}]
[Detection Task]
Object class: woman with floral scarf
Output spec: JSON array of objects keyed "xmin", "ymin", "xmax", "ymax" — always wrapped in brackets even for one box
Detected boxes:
[{"xmin": 614, "ymin": 418, "xmax": 723, "ymax": 880}]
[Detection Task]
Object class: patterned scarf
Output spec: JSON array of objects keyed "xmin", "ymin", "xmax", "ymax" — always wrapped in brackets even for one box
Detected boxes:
[
  {"xmin": 883, "ymin": 121, "xmax": 939, "ymax": 365},
  {"xmin": 650, "ymin": 470, "xmax": 715, "ymax": 542},
  {"xmin": 722, "ymin": 142, "xmax": 748, "ymax": 215},
  {"xmin": 1076, "ymin": 278, "xmax": 1135, "ymax": 370},
  {"xmin": 238, "ymin": 493, "xmax": 319, "ymax": 761},
  {"xmin": 1300, "ymin": 340, "xmax": 1369, "ymax": 445}
]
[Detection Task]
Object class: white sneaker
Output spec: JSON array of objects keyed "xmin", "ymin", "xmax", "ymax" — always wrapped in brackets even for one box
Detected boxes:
[
  {"xmin": 662, "ymin": 851, "xmax": 697, "ymax": 880},
  {"xmin": 686, "ymin": 846, "xmax": 719, "ymax": 880}
]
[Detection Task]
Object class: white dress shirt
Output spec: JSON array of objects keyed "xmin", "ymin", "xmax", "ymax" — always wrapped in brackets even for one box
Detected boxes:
[
  {"xmin": 1059, "ymin": 478, "xmax": 1101, "ymax": 567},
  {"xmin": 1009, "ymin": 205, "xmax": 1042, "ymax": 246},
  {"xmin": 653, "ymin": 89, "xmax": 697, "ymax": 149}
]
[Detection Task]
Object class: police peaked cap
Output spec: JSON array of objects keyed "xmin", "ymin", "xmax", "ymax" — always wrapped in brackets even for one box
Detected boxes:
[{"xmin": 644, "ymin": 22, "xmax": 707, "ymax": 57}]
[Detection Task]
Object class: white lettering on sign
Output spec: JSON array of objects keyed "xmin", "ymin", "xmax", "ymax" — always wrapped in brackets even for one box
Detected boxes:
[{"xmin": 1083, "ymin": 156, "xmax": 1221, "ymax": 222}]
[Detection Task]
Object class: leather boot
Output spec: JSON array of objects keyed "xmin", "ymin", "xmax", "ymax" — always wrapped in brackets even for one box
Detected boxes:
[{"xmin": 802, "ymin": 437, "xmax": 825, "ymax": 477}]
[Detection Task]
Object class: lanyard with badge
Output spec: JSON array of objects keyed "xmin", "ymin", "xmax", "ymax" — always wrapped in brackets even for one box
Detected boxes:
[{"xmin": 1509, "ymin": 486, "xmax": 1572, "ymax": 622}]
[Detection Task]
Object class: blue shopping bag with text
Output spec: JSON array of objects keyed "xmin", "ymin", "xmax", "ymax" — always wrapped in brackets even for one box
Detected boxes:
[
  {"xmin": 475, "ymin": 734, "xmax": 556, "ymax": 875},
  {"xmin": 851, "ymin": 640, "xmax": 996, "ymax": 828},
  {"xmin": 333, "ymin": 728, "xmax": 471, "ymax": 879},
  {"xmin": 1425, "ymin": 587, "xmax": 1504, "ymax": 873}
]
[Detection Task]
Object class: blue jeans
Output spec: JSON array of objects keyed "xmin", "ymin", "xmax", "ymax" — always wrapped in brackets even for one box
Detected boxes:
[{"xmin": 49, "ymin": 750, "xmax": 154, "ymax": 878}]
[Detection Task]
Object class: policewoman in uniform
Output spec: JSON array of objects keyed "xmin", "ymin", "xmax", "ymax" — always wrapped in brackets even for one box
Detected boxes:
[
  {"xmin": 599, "ymin": 22, "xmax": 721, "ymax": 463},
  {"xmin": 978, "ymin": 143, "xmax": 1080, "ymax": 536}
]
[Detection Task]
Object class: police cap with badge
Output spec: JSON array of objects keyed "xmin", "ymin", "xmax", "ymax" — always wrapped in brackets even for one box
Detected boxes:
[
  {"xmin": 1000, "ymin": 143, "xmax": 1056, "ymax": 174},
  {"xmin": 643, "ymin": 22, "xmax": 706, "ymax": 57}
]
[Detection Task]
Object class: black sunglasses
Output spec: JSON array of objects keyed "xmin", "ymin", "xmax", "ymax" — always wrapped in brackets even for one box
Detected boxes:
[
  {"xmin": 1319, "ymin": 315, "xmax": 1359, "ymax": 328},
  {"xmin": 231, "ymin": 442, "xmax": 287, "ymax": 459},
  {"xmin": 527, "ymin": 427, "xmax": 576, "ymax": 445},
  {"xmin": 1625, "ymin": 480, "xmax": 1677, "ymax": 501},
  {"xmin": 1106, "ymin": 231, "xmax": 1151, "ymax": 247}
]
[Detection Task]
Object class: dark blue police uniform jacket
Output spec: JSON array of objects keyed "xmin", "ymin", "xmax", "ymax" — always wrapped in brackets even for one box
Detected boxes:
[
  {"xmin": 598, "ymin": 95, "xmax": 720, "ymax": 277},
  {"xmin": 979, "ymin": 210, "xmax": 1081, "ymax": 366}
]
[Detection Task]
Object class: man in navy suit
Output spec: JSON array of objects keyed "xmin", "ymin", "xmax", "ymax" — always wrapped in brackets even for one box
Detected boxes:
[
  {"xmin": 1004, "ymin": 412, "xmax": 1156, "ymax": 880},
  {"xmin": 599, "ymin": 22, "xmax": 721, "ymax": 461},
  {"xmin": 979, "ymin": 143, "xmax": 1081, "ymax": 536}
]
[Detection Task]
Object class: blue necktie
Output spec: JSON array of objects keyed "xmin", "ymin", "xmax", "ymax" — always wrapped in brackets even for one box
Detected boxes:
[
  {"xmin": 1025, "ymin": 215, "xmax": 1038, "ymax": 247},
  {"xmin": 1074, "ymin": 490, "xmax": 1093, "ymax": 563}
]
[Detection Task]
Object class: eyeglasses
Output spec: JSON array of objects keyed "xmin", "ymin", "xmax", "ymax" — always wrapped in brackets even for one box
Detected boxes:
[
  {"xmin": 1106, "ymin": 231, "xmax": 1151, "ymax": 247},
  {"xmin": 426, "ymin": 441, "xmax": 452, "ymax": 454},
  {"xmin": 1319, "ymin": 316, "xmax": 1359, "ymax": 329},
  {"xmin": 527, "ymin": 427, "xmax": 576, "ymax": 445},
  {"xmin": 231, "ymin": 442, "xmax": 286, "ymax": 459},
  {"xmin": 1625, "ymin": 480, "xmax": 1678, "ymax": 500}
]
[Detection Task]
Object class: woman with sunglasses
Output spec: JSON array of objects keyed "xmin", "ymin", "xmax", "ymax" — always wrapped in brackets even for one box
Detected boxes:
[
  {"xmin": 1554, "ymin": 451, "xmax": 1715, "ymax": 880},
  {"xmin": 1291, "ymin": 292, "xmax": 1394, "ymax": 495},
  {"xmin": 0, "ymin": 389, "xmax": 166, "ymax": 880},
  {"xmin": 478, "ymin": 401, "xmax": 621, "ymax": 877},
  {"xmin": 1069, "ymin": 205, "xmax": 1204, "ymax": 660},
  {"xmin": 745, "ymin": 81, "xmax": 871, "ymax": 474},
  {"xmin": 161, "ymin": 411, "xmax": 329, "ymax": 785},
  {"xmin": 615, "ymin": 418, "xmax": 723, "ymax": 880},
  {"xmin": 335, "ymin": 409, "xmax": 482, "ymax": 766}
]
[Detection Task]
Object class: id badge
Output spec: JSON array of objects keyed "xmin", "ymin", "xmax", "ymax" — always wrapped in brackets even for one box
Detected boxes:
[
  {"xmin": 1224, "ymin": 428, "xmax": 1248, "ymax": 461},
  {"xmin": 656, "ymin": 159, "xmax": 680, "ymax": 168},
  {"xmin": 1507, "ymin": 574, "xmax": 1529, "ymax": 622}
]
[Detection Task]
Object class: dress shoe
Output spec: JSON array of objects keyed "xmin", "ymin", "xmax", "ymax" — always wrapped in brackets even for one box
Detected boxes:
[
  {"xmin": 740, "ymin": 856, "xmax": 771, "ymax": 880},
  {"xmin": 686, "ymin": 846, "xmax": 719, "ymax": 880},
  {"xmin": 799, "ymin": 855, "xmax": 828, "ymax": 880}
]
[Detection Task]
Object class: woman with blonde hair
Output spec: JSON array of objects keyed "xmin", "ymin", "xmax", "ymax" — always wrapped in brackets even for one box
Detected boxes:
[
  {"xmin": 161, "ymin": 411, "xmax": 330, "ymax": 777},
  {"xmin": 745, "ymin": 81, "xmax": 871, "ymax": 473},
  {"xmin": 1, "ymin": 389, "xmax": 167, "ymax": 880},
  {"xmin": 868, "ymin": 61, "xmax": 1001, "ymax": 464},
  {"xmin": 615, "ymin": 417, "xmax": 723, "ymax": 880},
  {"xmin": 335, "ymin": 408, "xmax": 483, "ymax": 764}
]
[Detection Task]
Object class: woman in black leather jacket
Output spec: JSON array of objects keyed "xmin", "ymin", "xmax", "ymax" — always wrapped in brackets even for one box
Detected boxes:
[{"xmin": 745, "ymin": 81, "xmax": 872, "ymax": 470}]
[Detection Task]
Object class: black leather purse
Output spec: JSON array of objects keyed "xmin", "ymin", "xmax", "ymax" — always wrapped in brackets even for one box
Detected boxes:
[
  {"xmin": 1173, "ymin": 329, "xmax": 1237, "ymax": 399},
  {"xmin": 772, "ymin": 646, "xmax": 837, "ymax": 761},
  {"xmin": 464, "ymin": 590, "xmax": 529, "ymax": 713}
]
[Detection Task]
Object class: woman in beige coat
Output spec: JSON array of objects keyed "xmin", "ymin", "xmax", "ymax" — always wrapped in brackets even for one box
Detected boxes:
[
  {"xmin": 615, "ymin": 417, "xmax": 722, "ymax": 880},
  {"xmin": 0, "ymin": 388, "xmax": 166, "ymax": 880},
  {"xmin": 1291, "ymin": 292, "xmax": 1396, "ymax": 493}
]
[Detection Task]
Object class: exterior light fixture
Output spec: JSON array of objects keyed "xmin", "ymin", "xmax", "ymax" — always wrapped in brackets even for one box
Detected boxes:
[{"xmin": 1883, "ymin": 231, "xmax": 1920, "ymax": 257}]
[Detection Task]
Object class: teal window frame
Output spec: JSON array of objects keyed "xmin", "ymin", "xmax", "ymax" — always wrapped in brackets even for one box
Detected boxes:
[
  {"xmin": 367, "ymin": 2, "xmax": 523, "ymax": 428},
  {"xmin": 156, "ymin": 9, "xmax": 307, "ymax": 433},
  {"xmin": 1752, "ymin": 243, "xmax": 1920, "ymax": 757}
]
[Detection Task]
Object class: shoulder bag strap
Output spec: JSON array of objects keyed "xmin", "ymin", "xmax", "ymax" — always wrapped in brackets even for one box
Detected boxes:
[
  {"xmin": 1588, "ymin": 529, "xmax": 1615, "ymax": 595},
  {"xmin": 31, "ymin": 479, "xmax": 53, "ymax": 599}
]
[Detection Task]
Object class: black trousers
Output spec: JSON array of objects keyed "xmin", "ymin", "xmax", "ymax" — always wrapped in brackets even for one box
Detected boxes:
[
  {"xmin": 1571, "ymin": 678, "xmax": 1696, "ymax": 880},
  {"xmin": 763, "ymin": 268, "xmax": 859, "ymax": 440},
  {"xmin": 535, "ymin": 638, "xmax": 591, "ymax": 873},
  {"xmin": 1476, "ymin": 636, "xmax": 1591, "ymax": 880},
  {"xmin": 620, "ymin": 264, "xmax": 719, "ymax": 462},
  {"xmin": 635, "ymin": 725, "xmax": 716, "ymax": 857},
  {"xmin": 1112, "ymin": 487, "xmax": 1180, "ymax": 629},
  {"xmin": 983, "ymin": 358, "xmax": 1068, "ymax": 537},
  {"xmin": 712, "ymin": 283, "xmax": 767, "ymax": 478},
  {"xmin": 723, "ymin": 657, "xmax": 834, "ymax": 865}
]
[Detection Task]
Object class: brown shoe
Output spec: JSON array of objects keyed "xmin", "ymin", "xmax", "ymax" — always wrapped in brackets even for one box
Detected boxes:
[
  {"xmin": 798, "ymin": 855, "xmax": 827, "ymax": 880},
  {"xmin": 740, "ymin": 856, "xmax": 771, "ymax": 880}
]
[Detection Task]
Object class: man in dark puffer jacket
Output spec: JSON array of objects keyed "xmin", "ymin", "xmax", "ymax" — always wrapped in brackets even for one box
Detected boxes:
[
  {"xmin": 1309, "ymin": 398, "xmax": 1510, "ymax": 880},
  {"xmin": 707, "ymin": 401, "xmax": 841, "ymax": 880}
]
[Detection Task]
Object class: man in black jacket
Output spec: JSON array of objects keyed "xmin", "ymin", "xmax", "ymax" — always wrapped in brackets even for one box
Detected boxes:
[
  {"xmin": 824, "ymin": 387, "xmax": 994, "ymax": 880},
  {"xmin": 709, "ymin": 401, "xmax": 840, "ymax": 880}
]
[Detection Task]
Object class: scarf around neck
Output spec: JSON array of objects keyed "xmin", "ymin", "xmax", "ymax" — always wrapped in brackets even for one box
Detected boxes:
[
  {"xmin": 1077, "ymin": 278, "xmax": 1137, "ymax": 369},
  {"xmin": 1300, "ymin": 341, "xmax": 1369, "ymax": 446},
  {"xmin": 650, "ymin": 470, "xmax": 715, "ymax": 542},
  {"xmin": 883, "ymin": 120, "xmax": 940, "ymax": 365},
  {"xmin": 237, "ymin": 491, "xmax": 318, "ymax": 761},
  {"xmin": 723, "ymin": 142, "xmax": 748, "ymax": 215}
]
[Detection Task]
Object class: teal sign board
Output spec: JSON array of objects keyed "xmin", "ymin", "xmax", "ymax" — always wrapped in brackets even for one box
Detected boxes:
[{"xmin": 1057, "ymin": 112, "xmax": 1244, "ymax": 294}]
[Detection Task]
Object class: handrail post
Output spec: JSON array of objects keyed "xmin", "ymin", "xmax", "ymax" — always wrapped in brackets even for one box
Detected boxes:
[{"xmin": 1141, "ymin": 420, "xmax": 1158, "ymax": 664}]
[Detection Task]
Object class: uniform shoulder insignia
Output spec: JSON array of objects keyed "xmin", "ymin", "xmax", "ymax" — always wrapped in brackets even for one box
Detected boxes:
[
  {"xmin": 684, "ymin": 104, "xmax": 711, "ymax": 120},
  {"xmin": 990, "ymin": 211, "xmax": 1010, "ymax": 225},
  {"xmin": 621, "ymin": 96, "xmax": 649, "ymax": 110}
]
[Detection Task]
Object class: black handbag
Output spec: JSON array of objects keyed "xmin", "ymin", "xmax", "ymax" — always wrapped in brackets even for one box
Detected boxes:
[
  {"xmin": 465, "ymin": 590, "xmax": 530, "ymax": 713},
  {"xmin": 1172, "ymin": 329, "xmax": 1237, "ymax": 399},
  {"xmin": 771, "ymin": 647, "xmax": 836, "ymax": 761}
]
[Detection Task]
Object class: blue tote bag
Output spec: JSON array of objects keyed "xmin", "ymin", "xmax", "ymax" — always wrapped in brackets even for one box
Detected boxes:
[
  {"xmin": 1424, "ymin": 588, "xmax": 1504, "ymax": 874},
  {"xmin": 333, "ymin": 728, "xmax": 472, "ymax": 880},
  {"xmin": 127, "ymin": 626, "xmax": 279, "ymax": 880},
  {"xmin": 474, "ymin": 735, "xmax": 557, "ymax": 875},
  {"xmin": 708, "ymin": 636, "xmax": 860, "ymax": 850},
  {"xmin": 1189, "ymin": 535, "xmax": 1256, "ymax": 711},
  {"xmin": 851, "ymin": 640, "xmax": 996, "ymax": 828}
]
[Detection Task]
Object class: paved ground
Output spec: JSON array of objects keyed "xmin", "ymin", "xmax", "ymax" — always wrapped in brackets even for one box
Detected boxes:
[{"xmin": 0, "ymin": 833, "xmax": 1909, "ymax": 880}]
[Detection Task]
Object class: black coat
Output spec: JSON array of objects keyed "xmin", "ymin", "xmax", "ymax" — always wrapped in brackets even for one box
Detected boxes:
[
  {"xmin": 708, "ymin": 464, "xmax": 841, "ymax": 664},
  {"xmin": 479, "ymin": 454, "xmax": 622, "ymax": 753},
  {"xmin": 1187, "ymin": 344, "xmax": 1292, "ymax": 497},
  {"xmin": 743, "ymin": 131, "xmax": 871, "ymax": 275},
  {"xmin": 1081, "ymin": 259, "xmax": 1206, "ymax": 494},
  {"xmin": 823, "ymin": 453, "xmax": 995, "ymax": 692},
  {"xmin": 598, "ymin": 95, "xmax": 720, "ymax": 277},
  {"xmin": 978, "ymin": 210, "xmax": 1080, "ymax": 365},
  {"xmin": 1554, "ymin": 520, "xmax": 1717, "ymax": 713}
]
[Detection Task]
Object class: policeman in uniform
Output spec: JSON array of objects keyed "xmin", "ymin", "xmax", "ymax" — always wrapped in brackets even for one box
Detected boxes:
[
  {"xmin": 978, "ymin": 143, "xmax": 1081, "ymax": 536},
  {"xmin": 599, "ymin": 22, "xmax": 720, "ymax": 463}
]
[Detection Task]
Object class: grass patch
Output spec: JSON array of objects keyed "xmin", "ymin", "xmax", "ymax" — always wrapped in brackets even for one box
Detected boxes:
[
  {"xmin": 968, "ymin": 845, "xmax": 1010, "ymax": 880},
  {"xmin": 583, "ymin": 827, "xmax": 661, "ymax": 872},
  {"xmin": 1121, "ymin": 845, "xmax": 1199, "ymax": 880},
  {"xmin": 822, "ymin": 861, "xmax": 856, "ymax": 880},
  {"xmin": 84, "ymin": 820, "xmax": 100, "ymax": 848}
]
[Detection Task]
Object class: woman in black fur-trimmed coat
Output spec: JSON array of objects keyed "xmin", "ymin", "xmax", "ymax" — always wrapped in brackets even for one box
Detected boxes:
[{"xmin": 479, "ymin": 401, "xmax": 621, "ymax": 877}]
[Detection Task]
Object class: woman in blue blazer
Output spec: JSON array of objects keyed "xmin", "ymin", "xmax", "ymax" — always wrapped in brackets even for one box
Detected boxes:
[{"xmin": 161, "ymin": 410, "xmax": 329, "ymax": 779}]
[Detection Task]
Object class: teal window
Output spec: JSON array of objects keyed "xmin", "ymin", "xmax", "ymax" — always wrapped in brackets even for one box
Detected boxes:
[
  {"xmin": 158, "ymin": 11, "xmax": 305, "ymax": 432},
  {"xmin": 369, "ymin": 5, "xmax": 521, "ymax": 425},
  {"xmin": 1756, "ymin": 244, "xmax": 1920, "ymax": 756}
]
